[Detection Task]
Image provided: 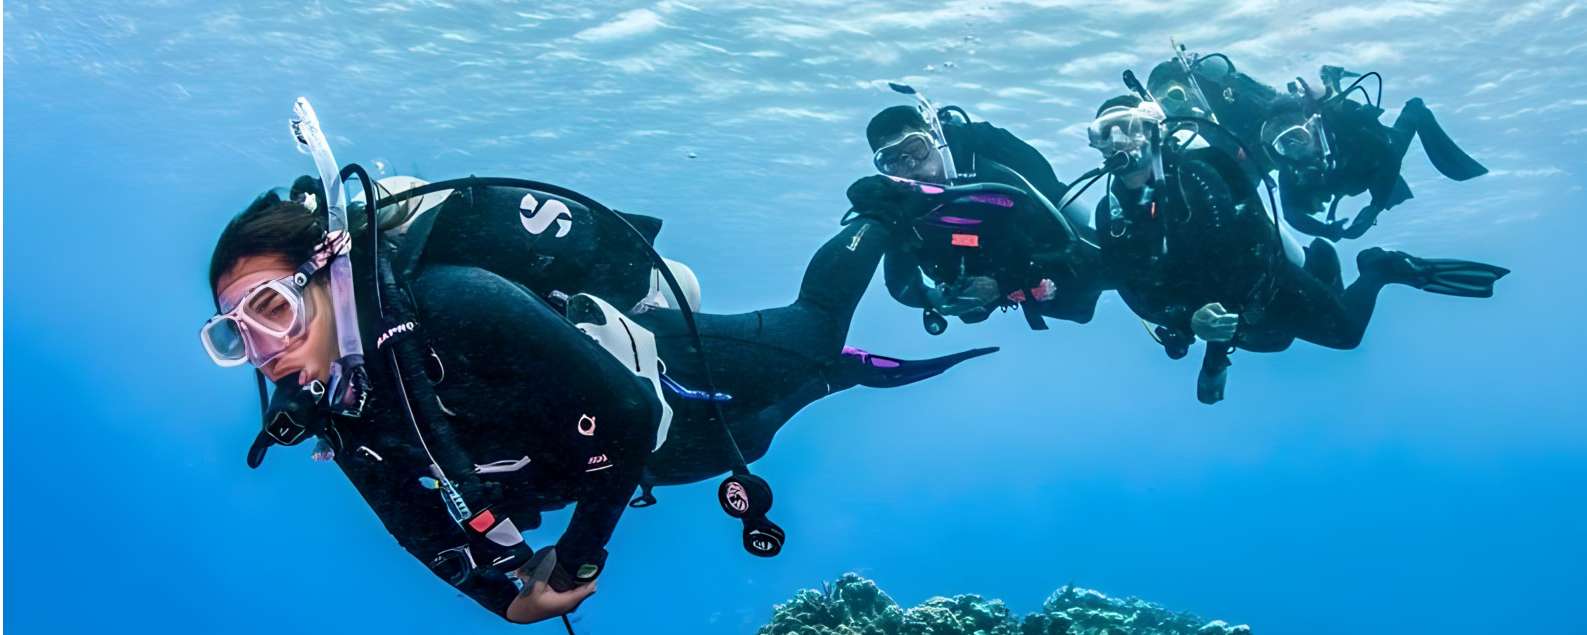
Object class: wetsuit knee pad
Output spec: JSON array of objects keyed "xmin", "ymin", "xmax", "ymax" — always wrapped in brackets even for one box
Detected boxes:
[{"xmin": 567, "ymin": 293, "xmax": 673, "ymax": 450}]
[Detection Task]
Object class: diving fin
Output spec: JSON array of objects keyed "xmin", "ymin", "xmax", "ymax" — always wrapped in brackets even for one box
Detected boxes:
[
  {"xmin": 1359, "ymin": 247, "xmax": 1510, "ymax": 298},
  {"xmin": 836, "ymin": 346, "xmax": 1000, "ymax": 389},
  {"xmin": 1405, "ymin": 98, "xmax": 1489, "ymax": 181}
]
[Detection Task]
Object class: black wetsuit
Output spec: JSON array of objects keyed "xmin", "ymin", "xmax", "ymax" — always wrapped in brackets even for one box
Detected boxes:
[
  {"xmin": 315, "ymin": 184, "xmax": 989, "ymax": 618},
  {"xmin": 1279, "ymin": 95, "xmax": 1486, "ymax": 239},
  {"xmin": 1096, "ymin": 142, "xmax": 1404, "ymax": 355},
  {"xmin": 1278, "ymin": 98, "xmax": 1414, "ymax": 238},
  {"xmin": 879, "ymin": 121, "xmax": 1108, "ymax": 325}
]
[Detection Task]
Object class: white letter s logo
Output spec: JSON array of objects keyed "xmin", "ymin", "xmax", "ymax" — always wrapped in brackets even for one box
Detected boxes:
[{"xmin": 519, "ymin": 192, "xmax": 573, "ymax": 239}]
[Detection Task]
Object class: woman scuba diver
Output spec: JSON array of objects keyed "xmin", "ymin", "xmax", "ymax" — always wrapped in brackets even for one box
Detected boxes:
[
  {"xmin": 1263, "ymin": 67, "xmax": 1490, "ymax": 241},
  {"xmin": 1083, "ymin": 93, "xmax": 1509, "ymax": 404},
  {"xmin": 200, "ymin": 102, "xmax": 993, "ymax": 626}
]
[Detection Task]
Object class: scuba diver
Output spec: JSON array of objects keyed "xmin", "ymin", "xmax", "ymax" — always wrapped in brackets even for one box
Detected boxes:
[
  {"xmin": 852, "ymin": 83, "xmax": 1109, "ymax": 335},
  {"xmin": 1144, "ymin": 41, "xmax": 1490, "ymax": 241},
  {"xmin": 201, "ymin": 101, "xmax": 993, "ymax": 626},
  {"xmin": 1262, "ymin": 65, "xmax": 1490, "ymax": 241},
  {"xmin": 1145, "ymin": 44, "xmax": 1282, "ymax": 179},
  {"xmin": 1084, "ymin": 92, "xmax": 1508, "ymax": 403}
]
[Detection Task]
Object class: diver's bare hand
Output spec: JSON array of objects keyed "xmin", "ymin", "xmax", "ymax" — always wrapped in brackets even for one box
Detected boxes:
[
  {"xmin": 505, "ymin": 578, "xmax": 597, "ymax": 624},
  {"xmin": 1191, "ymin": 302, "xmax": 1240, "ymax": 343}
]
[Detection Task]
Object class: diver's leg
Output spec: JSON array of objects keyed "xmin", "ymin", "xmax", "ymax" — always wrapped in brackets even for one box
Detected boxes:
[
  {"xmin": 786, "ymin": 218, "xmax": 894, "ymax": 342},
  {"xmin": 1398, "ymin": 98, "xmax": 1489, "ymax": 181},
  {"xmin": 643, "ymin": 377, "xmax": 836, "ymax": 487},
  {"xmin": 1265, "ymin": 261, "xmax": 1377, "ymax": 350},
  {"xmin": 632, "ymin": 218, "xmax": 893, "ymax": 395},
  {"xmin": 1303, "ymin": 237, "xmax": 1344, "ymax": 294},
  {"xmin": 1389, "ymin": 104, "xmax": 1420, "ymax": 162}
]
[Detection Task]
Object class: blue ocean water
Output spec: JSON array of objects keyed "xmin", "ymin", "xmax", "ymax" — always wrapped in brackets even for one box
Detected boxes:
[{"xmin": 5, "ymin": 1, "xmax": 1585, "ymax": 633}]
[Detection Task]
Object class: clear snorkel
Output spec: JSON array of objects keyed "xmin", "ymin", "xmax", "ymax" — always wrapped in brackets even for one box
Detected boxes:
[
  {"xmin": 887, "ymin": 82, "xmax": 959, "ymax": 183},
  {"xmin": 1169, "ymin": 38, "xmax": 1225, "ymax": 126},
  {"xmin": 289, "ymin": 98, "xmax": 369, "ymax": 417}
]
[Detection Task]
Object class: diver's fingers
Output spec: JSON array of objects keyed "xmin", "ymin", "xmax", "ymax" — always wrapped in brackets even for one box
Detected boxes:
[
  {"xmin": 554, "ymin": 582, "xmax": 598, "ymax": 613},
  {"xmin": 529, "ymin": 581, "xmax": 598, "ymax": 617}
]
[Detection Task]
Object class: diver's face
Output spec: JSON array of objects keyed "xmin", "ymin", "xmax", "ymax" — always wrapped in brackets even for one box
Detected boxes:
[
  {"xmin": 875, "ymin": 129, "xmax": 946, "ymax": 183},
  {"xmin": 215, "ymin": 254, "xmax": 338, "ymax": 385}
]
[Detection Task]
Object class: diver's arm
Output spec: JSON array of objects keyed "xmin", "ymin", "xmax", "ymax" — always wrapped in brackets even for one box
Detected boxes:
[
  {"xmin": 342, "ymin": 466, "xmax": 527, "ymax": 619},
  {"xmin": 505, "ymin": 413, "xmax": 652, "ymax": 623},
  {"xmin": 884, "ymin": 248, "xmax": 936, "ymax": 309},
  {"xmin": 412, "ymin": 265, "xmax": 663, "ymax": 620},
  {"xmin": 505, "ymin": 470, "xmax": 646, "ymax": 624},
  {"xmin": 1277, "ymin": 172, "xmax": 1340, "ymax": 239}
]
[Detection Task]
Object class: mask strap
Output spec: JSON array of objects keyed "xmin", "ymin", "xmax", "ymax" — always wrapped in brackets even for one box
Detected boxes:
[{"xmin": 297, "ymin": 231, "xmax": 351, "ymax": 281}]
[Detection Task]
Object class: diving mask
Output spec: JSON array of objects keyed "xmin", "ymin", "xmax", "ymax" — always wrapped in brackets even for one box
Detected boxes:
[
  {"xmin": 1261, "ymin": 114, "xmax": 1325, "ymax": 164},
  {"xmin": 201, "ymin": 232, "xmax": 347, "ymax": 368},
  {"xmin": 202, "ymin": 272, "xmax": 316, "ymax": 367},
  {"xmin": 873, "ymin": 131, "xmax": 937, "ymax": 177},
  {"xmin": 1088, "ymin": 102, "xmax": 1165, "ymax": 164}
]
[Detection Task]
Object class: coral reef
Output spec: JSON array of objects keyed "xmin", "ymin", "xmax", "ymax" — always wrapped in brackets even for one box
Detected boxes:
[{"xmin": 760, "ymin": 573, "xmax": 1250, "ymax": 635}]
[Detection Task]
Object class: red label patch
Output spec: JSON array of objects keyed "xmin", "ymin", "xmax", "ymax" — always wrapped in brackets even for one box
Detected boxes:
[
  {"xmin": 951, "ymin": 233, "xmax": 980, "ymax": 247},
  {"xmin": 469, "ymin": 509, "xmax": 496, "ymax": 532}
]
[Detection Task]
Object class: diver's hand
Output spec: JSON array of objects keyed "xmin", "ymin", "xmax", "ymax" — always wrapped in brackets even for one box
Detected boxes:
[
  {"xmin": 1341, "ymin": 204, "xmax": 1380, "ymax": 240},
  {"xmin": 933, "ymin": 276, "xmax": 1001, "ymax": 316},
  {"xmin": 1319, "ymin": 218, "xmax": 1348, "ymax": 242},
  {"xmin": 505, "ymin": 578, "xmax": 597, "ymax": 624},
  {"xmin": 846, "ymin": 175, "xmax": 937, "ymax": 220},
  {"xmin": 1191, "ymin": 303, "xmax": 1240, "ymax": 343}
]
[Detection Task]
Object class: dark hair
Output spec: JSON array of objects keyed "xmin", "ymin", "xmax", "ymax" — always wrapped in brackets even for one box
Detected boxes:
[
  {"xmin": 208, "ymin": 175, "xmax": 425, "ymax": 295},
  {"xmin": 866, "ymin": 105, "xmax": 928, "ymax": 151},
  {"xmin": 1146, "ymin": 61, "xmax": 1187, "ymax": 95},
  {"xmin": 1263, "ymin": 94, "xmax": 1308, "ymax": 118},
  {"xmin": 1147, "ymin": 57, "xmax": 1282, "ymax": 110},
  {"xmin": 208, "ymin": 191, "xmax": 326, "ymax": 295},
  {"xmin": 1095, "ymin": 94, "xmax": 1143, "ymax": 117}
]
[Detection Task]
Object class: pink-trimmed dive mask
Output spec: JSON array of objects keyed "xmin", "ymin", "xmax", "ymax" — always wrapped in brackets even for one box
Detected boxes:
[
  {"xmin": 202, "ymin": 272, "xmax": 315, "ymax": 368},
  {"xmin": 201, "ymin": 232, "xmax": 346, "ymax": 368}
]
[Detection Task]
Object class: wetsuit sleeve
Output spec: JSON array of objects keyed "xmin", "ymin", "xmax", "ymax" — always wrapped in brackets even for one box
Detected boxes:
[
  {"xmin": 883, "ymin": 247, "xmax": 935, "ymax": 308},
  {"xmin": 1278, "ymin": 170, "xmax": 1334, "ymax": 238},
  {"xmin": 337, "ymin": 457, "xmax": 524, "ymax": 618},
  {"xmin": 413, "ymin": 265, "xmax": 661, "ymax": 589}
]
